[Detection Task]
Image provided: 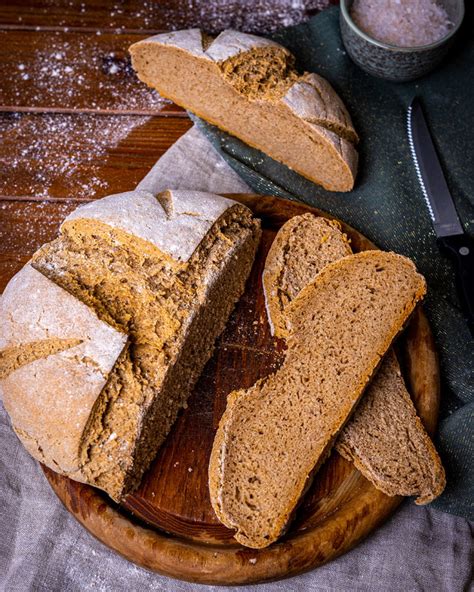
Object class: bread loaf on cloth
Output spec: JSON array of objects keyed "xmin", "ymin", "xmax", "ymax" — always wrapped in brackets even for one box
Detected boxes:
[
  {"xmin": 263, "ymin": 214, "xmax": 445, "ymax": 505},
  {"xmin": 0, "ymin": 188, "xmax": 261, "ymax": 501},
  {"xmin": 130, "ymin": 30, "xmax": 358, "ymax": 192},
  {"xmin": 209, "ymin": 250, "xmax": 427, "ymax": 548}
]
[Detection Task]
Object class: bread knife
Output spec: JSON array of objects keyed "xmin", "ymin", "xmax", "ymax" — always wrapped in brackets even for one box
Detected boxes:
[{"xmin": 407, "ymin": 97, "xmax": 474, "ymax": 336}]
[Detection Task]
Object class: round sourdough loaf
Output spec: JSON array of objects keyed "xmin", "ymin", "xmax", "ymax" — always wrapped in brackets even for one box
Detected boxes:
[{"xmin": 0, "ymin": 188, "xmax": 261, "ymax": 501}]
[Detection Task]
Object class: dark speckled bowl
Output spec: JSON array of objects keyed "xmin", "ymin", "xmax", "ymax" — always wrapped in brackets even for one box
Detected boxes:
[{"xmin": 339, "ymin": 0, "xmax": 464, "ymax": 82}]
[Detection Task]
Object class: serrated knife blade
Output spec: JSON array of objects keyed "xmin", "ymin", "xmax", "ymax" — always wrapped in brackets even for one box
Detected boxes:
[
  {"xmin": 407, "ymin": 97, "xmax": 474, "ymax": 336},
  {"xmin": 407, "ymin": 97, "xmax": 463, "ymax": 238}
]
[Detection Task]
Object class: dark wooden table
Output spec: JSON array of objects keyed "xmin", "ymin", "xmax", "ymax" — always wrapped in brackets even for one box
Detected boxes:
[{"xmin": 0, "ymin": 0, "xmax": 336, "ymax": 294}]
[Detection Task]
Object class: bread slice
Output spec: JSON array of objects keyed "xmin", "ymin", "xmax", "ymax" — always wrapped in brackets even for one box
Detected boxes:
[
  {"xmin": 1, "ymin": 189, "xmax": 261, "ymax": 501},
  {"xmin": 263, "ymin": 214, "xmax": 352, "ymax": 338},
  {"xmin": 263, "ymin": 214, "xmax": 445, "ymax": 504},
  {"xmin": 209, "ymin": 251, "xmax": 426, "ymax": 548},
  {"xmin": 130, "ymin": 30, "xmax": 358, "ymax": 192}
]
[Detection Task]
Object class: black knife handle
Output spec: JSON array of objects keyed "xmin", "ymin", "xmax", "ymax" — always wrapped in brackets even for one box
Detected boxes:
[{"xmin": 437, "ymin": 234, "xmax": 474, "ymax": 336}]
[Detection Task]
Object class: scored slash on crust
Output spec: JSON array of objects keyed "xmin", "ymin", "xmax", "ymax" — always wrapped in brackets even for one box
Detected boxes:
[{"xmin": 407, "ymin": 103, "xmax": 436, "ymax": 223}]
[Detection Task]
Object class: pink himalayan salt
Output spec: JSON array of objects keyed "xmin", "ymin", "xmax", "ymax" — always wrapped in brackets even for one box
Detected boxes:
[{"xmin": 350, "ymin": 0, "xmax": 453, "ymax": 47}]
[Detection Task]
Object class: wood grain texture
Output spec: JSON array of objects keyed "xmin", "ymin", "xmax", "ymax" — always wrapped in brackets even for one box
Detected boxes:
[
  {"xmin": 0, "ymin": 113, "xmax": 192, "ymax": 201},
  {"xmin": 0, "ymin": 1, "xmax": 335, "ymax": 34},
  {"xmin": 42, "ymin": 194, "xmax": 440, "ymax": 585},
  {"xmin": 0, "ymin": 29, "xmax": 185, "ymax": 114}
]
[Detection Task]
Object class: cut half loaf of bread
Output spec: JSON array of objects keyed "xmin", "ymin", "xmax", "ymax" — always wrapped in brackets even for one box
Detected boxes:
[
  {"xmin": 209, "ymin": 251, "xmax": 426, "ymax": 548},
  {"xmin": 0, "ymin": 189, "xmax": 261, "ymax": 501},
  {"xmin": 130, "ymin": 30, "xmax": 358, "ymax": 192},
  {"xmin": 263, "ymin": 213, "xmax": 445, "ymax": 504}
]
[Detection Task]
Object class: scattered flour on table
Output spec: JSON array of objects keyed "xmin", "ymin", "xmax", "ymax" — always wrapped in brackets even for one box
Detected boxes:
[
  {"xmin": 0, "ymin": 200, "xmax": 75, "ymax": 259},
  {"xmin": 1, "ymin": 113, "xmax": 150, "ymax": 199},
  {"xmin": 350, "ymin": 0, "xmax": 453, "ymax": 47},
  {"xmin": 5, "ymin": 33, "xmax": 165, "ymax": 111},
  {"xmin": 156, "ymin": 0, "xmax": 333, "ymax": 33},
  {"xmin": 3, "ymin": 3, "xmax": 336, "ymax": 112},
  {"xmin": 6, "ymin": 0, "xmax": 332, "ymax": 33}
]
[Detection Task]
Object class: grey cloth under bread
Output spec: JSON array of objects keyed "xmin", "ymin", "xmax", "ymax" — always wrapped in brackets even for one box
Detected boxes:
[{"xmin": 0, "ymin": 125, "xmax": 472, "ymax": 591}]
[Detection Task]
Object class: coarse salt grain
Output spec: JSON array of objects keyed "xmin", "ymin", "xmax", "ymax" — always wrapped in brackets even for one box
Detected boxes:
[{"xmin": 350, "ymin": 0, "xmax": 453, "ymax": 47}]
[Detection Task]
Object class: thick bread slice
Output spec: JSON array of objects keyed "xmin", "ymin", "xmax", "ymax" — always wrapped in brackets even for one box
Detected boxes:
[
  {"xmin": 263, "ymin": 214, "xmax": 445, "ymax": 504},
  {"xmin": 19, "ymin": 189, "xmax": 260, "ymax": 501},
  {"xmin": 0, "ymin": 264, "xmax": 127, "ymax": 475},
  {"xmin": 130, "ymin": 30, "xmax": 358, "ymax": 192},
  {"xmin": 209, "ymin": 251, "xmax": 426, "ymax": 548},
  {"xmin": 337, "ymin": 350, "xmax": 445, "ymax": 504},
  {"xmin": 263, "ymin": 214, "xmax": 352, "ymax": 338}
]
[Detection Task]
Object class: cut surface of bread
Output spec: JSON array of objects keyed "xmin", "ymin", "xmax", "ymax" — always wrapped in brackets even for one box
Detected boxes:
[
  {"xmin": 209, "ymin": 251, "xmax": 426, "ymax": 548},
  {"xmin": 130, "ymin": 30, "xmax": 358, "ymax": 192},
  {"xmin": 263, "ymin": 213, "xmax": 445, "ymax": 504},
  {"xmin": 336, "ymin": 349, "xmax": 445, "ymax": 504},
  {"xmin": 0, "ymin": 189, "xmax": 261, "ymax": 501},
  {"xmin": 263, "ymin": 214, "xmax": 352, "ymax": 338}
]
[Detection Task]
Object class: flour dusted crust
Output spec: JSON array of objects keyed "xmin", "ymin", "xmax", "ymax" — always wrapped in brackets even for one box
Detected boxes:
[
  {"xmin": 0, "ymin": 264, "xmax": 127, "ymax": 474},
  {"xmin": 205, "ymin": 30, "xmax": 287, "ymax": 62},
  {"xmin": 282, "ymin": 73, "xmax": 358, "ymax": 144},
  {"xmin": 65, "ymin": 189, "xmax": 238, "ymax": 262},
  {"xmin": 130, "ymin": 29, "xmax": 359, "ymax": 192},
  {"xmin": 143, "ymin": 28, "xmax": 211, "ymax": 59}
]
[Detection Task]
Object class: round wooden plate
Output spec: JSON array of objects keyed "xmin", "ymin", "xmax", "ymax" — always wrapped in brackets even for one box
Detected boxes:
[{"xmin": 42, "ymin": 194, "xmax": 440, "ymax": 585}]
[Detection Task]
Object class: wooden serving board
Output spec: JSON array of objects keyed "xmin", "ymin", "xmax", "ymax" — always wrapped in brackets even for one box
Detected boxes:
[{"xmin": 42, "ymin": 194, "xmax": 440, "ymax": 586}]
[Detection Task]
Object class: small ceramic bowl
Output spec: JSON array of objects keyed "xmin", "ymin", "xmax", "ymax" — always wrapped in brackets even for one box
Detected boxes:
[{"xmin": 339, "ymin": 0, "xmax": 465, "ymax": 82}]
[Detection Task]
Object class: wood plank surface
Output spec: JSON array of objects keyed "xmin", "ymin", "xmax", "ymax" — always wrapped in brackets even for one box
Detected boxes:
[
  {"xmin": 0, "ymin": 1, "xmax": 334, "ymax": 34},
  {"xmin": 0, "ymin": 29, "xmax": 185, "ymax": 113},
  {"xmin": 0, "ymin": 200, "xmax": 78, "ymax": 289},
  {"xmin": 0, "ymin": 0, "xmax": 338, "ymax": 301},
  {"xmin": 0, "ymin": 113, "xmax": 192, "ymax": 201}
]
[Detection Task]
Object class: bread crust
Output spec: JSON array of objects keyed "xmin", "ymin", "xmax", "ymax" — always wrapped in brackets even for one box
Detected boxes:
[
  {"xmin": 0, "ymin": 264, "xmax": 127, "ymax": 475},
  {"xmin": 1, "ymin": 188, "xmax": 260, "ymax": 500},
  {"xmin": 64, "ymin": 189, "xmax": 239, "ymax": 263},
  {"xmin": 262, "ymin": 214, "xmax": 352, "ymax": 338}
]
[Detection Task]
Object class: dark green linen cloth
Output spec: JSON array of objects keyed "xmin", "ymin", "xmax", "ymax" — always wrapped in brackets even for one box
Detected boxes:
[{"xmin": 192, "ymin": 6, "xmax": 474, "ymax": 520}]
